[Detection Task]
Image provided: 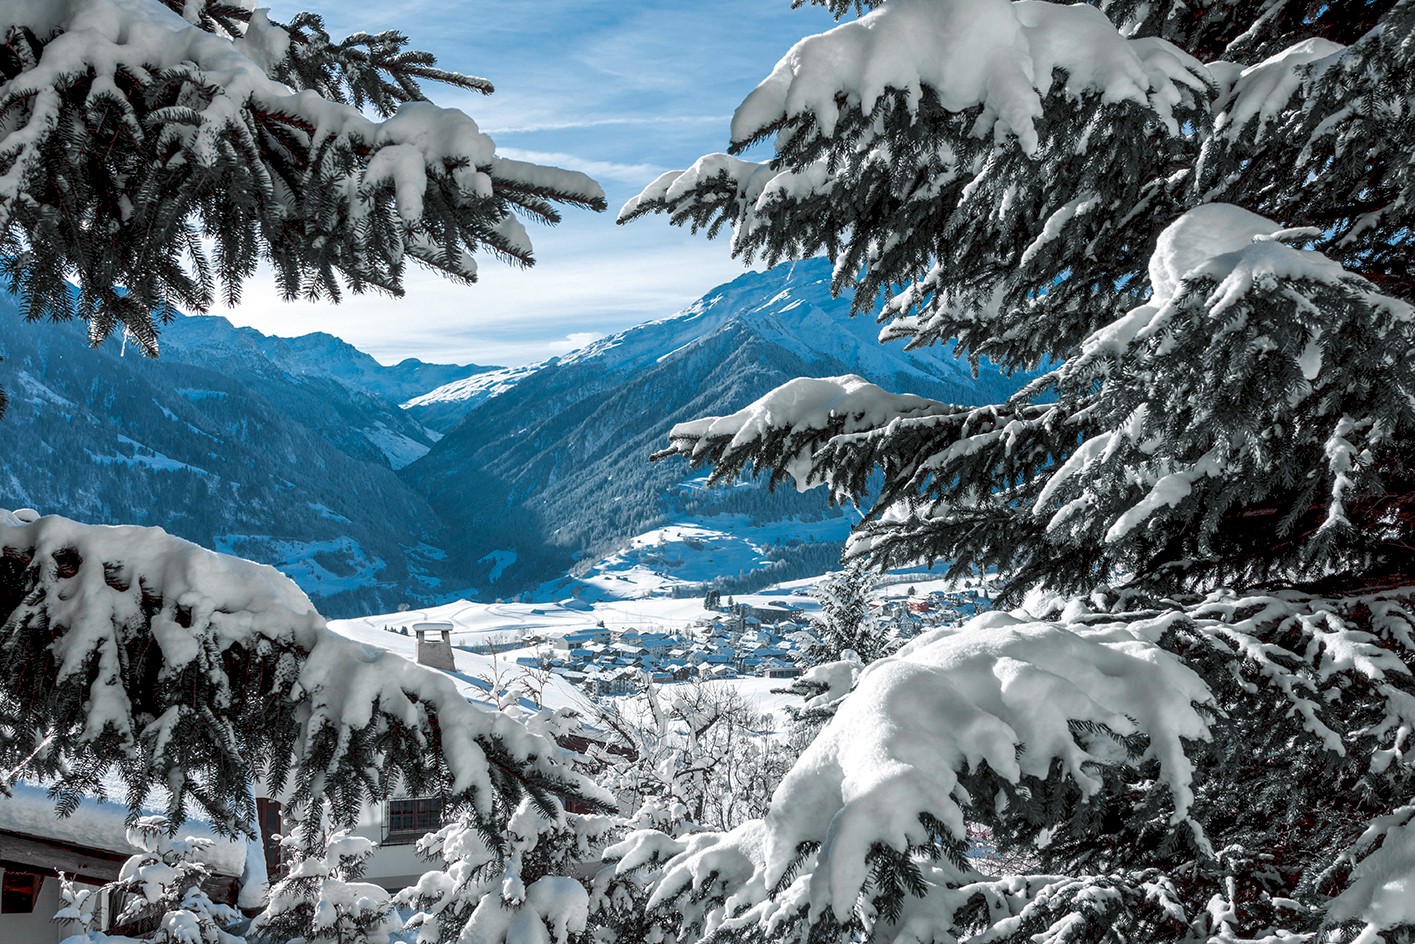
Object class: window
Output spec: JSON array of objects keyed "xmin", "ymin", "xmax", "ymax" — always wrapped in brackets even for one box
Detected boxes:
[
  {"xmin": 1, "ymin": 869, "xmax": 42, "ymax": 914},
  {"xmin": 384, "ymin": 797, "xmax": 444, "ymax": 844}
]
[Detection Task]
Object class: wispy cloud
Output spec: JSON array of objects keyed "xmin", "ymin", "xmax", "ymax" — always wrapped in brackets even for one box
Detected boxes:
[
  {"xmin": 487, "ymin": 114, "xmax": 730, "ymax": 135},
  {"xmin": 545, "ymin": 331, "xmax": 602, "ymax": 355},
  {"xmin": 222, "ymin": 0, "xmax": 836, "ymax": 364},
  {"xmin": 496, "ymin": 148, "xmax": 668, "ymax": 184}
]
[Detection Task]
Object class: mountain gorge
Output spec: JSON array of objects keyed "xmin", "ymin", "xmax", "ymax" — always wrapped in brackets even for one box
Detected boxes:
[
  {"xmin": 402, "ymin": 258, "xmax": 1023, "ymax": 594},
  {"xmin": 3, "ymin": 259, "xmax": 1022, "ymax": 614}
]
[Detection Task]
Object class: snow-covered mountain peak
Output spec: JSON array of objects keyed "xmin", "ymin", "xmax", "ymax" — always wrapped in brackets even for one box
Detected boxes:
[{"xmin": 405, "ymin": 258, "xmax": 987, "ymax": 431}]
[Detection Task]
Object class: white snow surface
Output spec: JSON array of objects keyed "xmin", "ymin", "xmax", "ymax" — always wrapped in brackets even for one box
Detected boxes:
[
  {"xmin": 729, "ymin": 0, "xmax": 1206, "ymax": 153},
  {"xmin": 543, "ymin": 514, "xmax": 853, "ymax": 601},
  {"xmin": 330, "ymin": 588, "xmax": 818, "ymax": 655},
  {"xmin": 1144, "ymin": 203, "xmax": 1280, "ymax": 303},
  {"xmin": 1215, "ymin": 37, "xmax": 1345, "ymax": 138},
  {"xmin": 670, "ymin": 375, "xmax": 948, "ymax": 491},
  {"xmin": 1329, "ymin": 807, "xmax": 1415, "ymax": 942},
  {"xmin": 402, "ymin": 363, "xmax": 541, "ymax": 411},
  {"xmin": 757, "ymin": 609, "xmax": 1212, "ymax": 922},
  {"xmin": 323, "ymin": 615, "xmax": 595, "ymax": 717},
  {"xmin": 361, "ymin": 423, "xmax": 431, "ymax": 470}
]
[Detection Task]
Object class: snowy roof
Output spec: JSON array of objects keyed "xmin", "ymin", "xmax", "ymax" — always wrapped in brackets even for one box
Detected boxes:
[{"xmin": 0, "ymin": 780, "xmax": 251, "ymax": 878}]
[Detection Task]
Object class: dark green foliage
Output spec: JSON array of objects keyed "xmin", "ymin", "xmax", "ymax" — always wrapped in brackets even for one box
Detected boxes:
[
  {"xmin": 1097, "ymin": 0, "xmax": 1398, "ymax": 63},
  {"xmin": 0, "ymin": 514, "xmax": 604, "ymax": 842},
  {"xmin": 610, "ymin": 590, "xmax": 1415, "ymax": 944},
  {"xmin": 809, "ymin": 566, "xmax": 887, "ymax": 662},
  {"xmin": 839, "ymin": 238, "xmax": 1415, "ymax": 599},
  {"xmin": 0, "ymin": 0, "xmax": 604, "ymax": 411},
  {"xmin": 638, "ymin": 0, "xmax": 1415, "ymax": 602},
  {"xmin": 1194, "ymin": 0, "xmax": 1415, "ymax": 300},
  {"xmin": 63, "ymin": 816, "xmax": 246, "ymax": 942},
  {"xmin": 621, "ymin": 38, "xmax": 1210, "ymax": 375},
  {"xmin": 620, "ymin": 1, "xmax": 1415, "ymax": 942},
  {"xmin": 251, "ymin": 828, "xmax": 397, "ymax": 944}
]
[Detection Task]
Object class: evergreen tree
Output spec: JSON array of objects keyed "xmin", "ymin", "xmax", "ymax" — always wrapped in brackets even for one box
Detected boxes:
[
  {"xmin": 810, "ymin": 566, "xmax": 884, "ymax": 662},
  {"xmin": 250, "ymin": 828, "xmax": 399, "ymax": 944},
  {"xmin": 0, "ymin": 0, "xmax": 604, "ymax": 407},
  {"xmin": 632, "ymin": 0, "xmax": 1413, "ymax": 598},
  {"xmin": 622, "ymin": 1, "xmax": 1415, "ymax": 942},
  {"xmin": 399, "ymin": 798, "xmax": 612, "ymax": 944},
  {"xmin": 58, "ymin": 816, "xmax": 247, "ymax": 944},
  {"xmin": 0, "ymin": 509, "xmax": 607, "ymax": 853}
]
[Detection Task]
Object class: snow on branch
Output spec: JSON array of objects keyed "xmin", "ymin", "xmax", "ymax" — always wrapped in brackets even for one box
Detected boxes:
[
  {"xmin": 621, "ymin": 0, "xmax": 1214, "ymax": 372},
  {"xmin": 653, "ymin": 375, "xmax": 951, "ymax": 494},
  {"xmin": 0, "ymin": 0, "xmax": 606, "ymax": 353},
  {"xmin": 613, "ymin": 588, "xmax": 1415, "ymax": 943},
  {"xmin": 761, "ymin": 610, "xmax": 1213, "ymax": 922},
  {"xmin": 657, "ymin": 204, "xmax": 1415, "ymax": 597},
  {"xmin": 1029, "ymin": 204, "xmax": 1415, "ymax": 584},
  {"xmin": 1211, "ymin": 37, "xmax": 1345, "ymax": 142},
  {"xmin": 0, "ymin": 509, "xmax": 608, "ymax": 837},
  {"xmin": 728, "ymin": 0, "xmax": 1207, "ymax": 154}
]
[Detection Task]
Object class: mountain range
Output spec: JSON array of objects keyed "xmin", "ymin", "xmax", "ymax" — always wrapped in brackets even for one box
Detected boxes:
[{"xmin": 1, "ymin": 259, "xmax": 1022, "ymax": 616}]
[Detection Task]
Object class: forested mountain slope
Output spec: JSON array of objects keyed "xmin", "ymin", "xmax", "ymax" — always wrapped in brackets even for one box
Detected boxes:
[
  {"xmin": 0, "ymin": 300, "xmax": 465, "ymax": 616},
  {"xmin": 404, "ymin": 259, "xmax": 1023, "ymax": 594},
  {"xmin": 1, "ymin": 260, "xmax": 1022, "ymax": 607}
]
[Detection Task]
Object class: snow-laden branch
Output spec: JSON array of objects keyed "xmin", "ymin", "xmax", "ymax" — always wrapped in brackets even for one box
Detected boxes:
[
  {"xmin": 621, "ymin": 0, "xmax": 1214, "ymax": 371},
  {"xmin": 611, "ymin": 588, "xmax": 1415, "ymax": 944},
  {"xmin": 655, "ymin": 205, "xmax": 1415, "ymax": 597},
  {"xmin": 654, "ymin": 375, "xmax": 952, "ymax": 494},
  {"xmin": 0, "ymin": 0, "xmax": 606, "ymax": 353},
  {"xmin": 727, "ymin": 0, "xmax": 1207, "ymax": 153},
  {"xmin": 0, "ymin": 509, "xmax": 609, "ymax": 836}
]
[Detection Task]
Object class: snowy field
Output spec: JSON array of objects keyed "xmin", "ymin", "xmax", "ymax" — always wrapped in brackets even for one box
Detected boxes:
[{"xmin": 330, "ymin": 573, "xmax": 965, "ymax": 649}]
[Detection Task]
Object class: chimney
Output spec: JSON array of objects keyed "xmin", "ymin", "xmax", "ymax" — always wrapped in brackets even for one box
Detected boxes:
[{"xmin": 413, "ymin": 621, "xmax": 457, "ymax": 672}]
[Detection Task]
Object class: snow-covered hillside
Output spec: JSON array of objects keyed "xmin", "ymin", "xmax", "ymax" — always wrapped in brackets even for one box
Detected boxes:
[
  {"xmin": 0, "ymin": 298, "xmax": 468, "ymax": 617},
  {"xmin": 403, "ymin": 259, "xmax": 1025, "ymax": 596},
  {"xmin": 404, "ymin": 258, "xmax": 1008, "ymax": 433},
  {"xmin": 1, "ymin": 260, "xmax": 1021, "ymax": 612},
  {"xmin": 537, "ymin": 513, "xmax": 856, "ymax": 601}
]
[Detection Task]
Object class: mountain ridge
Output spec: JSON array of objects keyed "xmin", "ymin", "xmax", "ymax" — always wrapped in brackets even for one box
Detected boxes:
[
  {"xmin": 402, "ymin": 259, "xmax": 1022, "ymax": 596},
  {"xmin": 2, "ymin": 258, "xmax": 1024, "ymax": 612}
]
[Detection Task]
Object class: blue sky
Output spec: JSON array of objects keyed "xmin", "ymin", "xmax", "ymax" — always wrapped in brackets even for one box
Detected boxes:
[{"xmin": 215, "ymin": 1, "xmax": 839, "ymax": 367}]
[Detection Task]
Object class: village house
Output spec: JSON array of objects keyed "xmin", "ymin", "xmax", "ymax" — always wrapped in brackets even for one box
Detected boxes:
[{"xmin": 0, "ymin": 784, "xmax": 257, "ymax": 944}]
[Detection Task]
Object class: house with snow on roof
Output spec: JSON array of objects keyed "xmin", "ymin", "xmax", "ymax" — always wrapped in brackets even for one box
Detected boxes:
[{"xmin": 0, "ymin": 783, "xmax": 259, "ymax": 944}]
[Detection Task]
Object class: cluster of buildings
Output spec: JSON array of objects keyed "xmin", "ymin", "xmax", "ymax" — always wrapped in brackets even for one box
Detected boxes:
[
  {"xmin": 502, "ymin": 586, "xmax": 992, "ymax": 698},
  {"xmin": 520, "ymin": 603, "xmax": 814, "ymax": 695}
]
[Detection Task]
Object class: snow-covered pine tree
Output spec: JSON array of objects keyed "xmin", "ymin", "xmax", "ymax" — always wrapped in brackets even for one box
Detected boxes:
[
  {"xmin": 621, "ymin": 1, "xmax": 1415, "ymax": 942},
  {"xmin": 59, "ymin": 816, "xmax": 246, "ymax": 943},
  {"xmin": 632, "ymin": 0, "xmax": 1414, "ymax": 596},
  {"xmin": 249, "ymin": 829, "xmax": 399, "ymax": 944},
  {"xmin": 810, "ymin": 566, "xmax": 884, "ymax": 662},
  {"xmin": 0, "ymin": 0, "xmax": 604, "ymax": 382},
  {"xmin": 0, "ymin": 509, "xmax": 608, "ymax": 858},
  {"xmin": 399, "ymin": 797, "xmax": 613, "ymax": 944}
]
